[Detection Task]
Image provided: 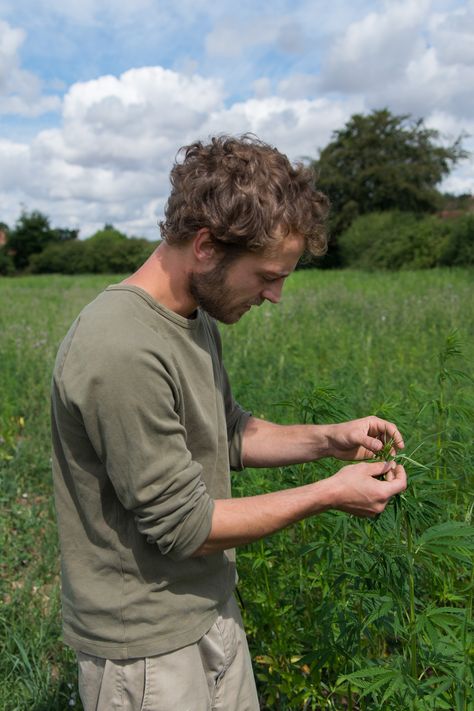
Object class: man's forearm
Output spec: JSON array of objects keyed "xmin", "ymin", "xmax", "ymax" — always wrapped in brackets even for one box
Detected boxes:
[
  {"xmin": 241, "ymin": 415, "xmax": 405, "ymax": 467},
  {"xmin": 192, "ymin": 460, "xmax": 406, "ymax": 557},
  {"xmin": 241, "ymin": 417, "xmax": 332, "ymax": 467},
  {"xmin": 193, "ymin": 477, "xmax": 334, "ymax": 556}
]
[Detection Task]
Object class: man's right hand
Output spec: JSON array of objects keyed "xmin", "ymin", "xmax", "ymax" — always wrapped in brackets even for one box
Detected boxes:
[
  {"xmin": 328, "ymin": 460, "xmax": 407, "ymax": 517},
  {"xmin": 192, "ymin": 460, "xmax": 406, "ymax": 557}
]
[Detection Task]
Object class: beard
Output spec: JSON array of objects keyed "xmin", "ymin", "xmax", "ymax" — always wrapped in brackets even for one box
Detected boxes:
[{"xmin": 189, "ymin": 259, "xmax": 249, "ymax": 324}]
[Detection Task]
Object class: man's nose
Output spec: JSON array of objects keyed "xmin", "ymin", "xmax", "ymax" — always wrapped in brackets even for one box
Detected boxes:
[{"xmin": 262, "ymin": 280, "xmax": 284, "ymax": 304}]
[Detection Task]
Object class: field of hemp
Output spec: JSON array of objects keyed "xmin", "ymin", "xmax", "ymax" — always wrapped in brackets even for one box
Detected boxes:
[{"xmin": 0, "ymin": 269, "xmax": 473, "ymax": 710}]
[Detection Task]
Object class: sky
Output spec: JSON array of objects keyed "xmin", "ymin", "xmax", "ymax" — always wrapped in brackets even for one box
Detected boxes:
[{"xmin": 0, "ymin": 0, "xmax": 473, "ymax": 239}]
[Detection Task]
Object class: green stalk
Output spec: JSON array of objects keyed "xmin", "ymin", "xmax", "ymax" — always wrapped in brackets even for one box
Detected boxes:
[
  {"xmin": 259, "ymin": 539, "xmax": 273, "ymax": 603},
  {"xmin": 461, "ymin": 563, "xmax": 473, "ymax": 711},
  {"xmin": 405, "ymin": 516, "xmax": 417, "ymax": 679}
]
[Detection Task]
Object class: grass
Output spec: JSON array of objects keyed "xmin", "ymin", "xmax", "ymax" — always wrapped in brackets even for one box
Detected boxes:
[{"xmin": 1, "ymin": 269, "xmax": 473, "ymax": 710}]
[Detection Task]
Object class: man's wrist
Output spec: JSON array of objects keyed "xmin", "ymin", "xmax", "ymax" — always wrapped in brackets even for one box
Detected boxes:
[
  {"xmin": 308, "ymin": 424, "xmax": 334, "ymax": 460},
  {"xmin": 310, "ymin": 474, "xmax": 340, "ymax": 513}
]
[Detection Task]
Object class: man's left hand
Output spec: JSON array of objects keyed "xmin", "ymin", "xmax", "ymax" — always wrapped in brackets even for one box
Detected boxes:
[{"xmin": 322, "ymin": 416, "xmax": 404, "ymax": 461}]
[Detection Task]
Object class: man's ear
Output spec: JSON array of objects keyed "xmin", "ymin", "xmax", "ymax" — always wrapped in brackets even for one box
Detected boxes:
[{"xmin": 193, "ymin": 228, "xmax": 219, "ymax": 266}]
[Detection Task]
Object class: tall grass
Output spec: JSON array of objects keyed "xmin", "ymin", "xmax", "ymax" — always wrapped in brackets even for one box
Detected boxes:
[{"xmin": 1, "ymin": 270, "xmax": 473, "ymax": 710}]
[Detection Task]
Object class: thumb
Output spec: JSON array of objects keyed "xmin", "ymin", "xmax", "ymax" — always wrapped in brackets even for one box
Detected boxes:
[
  {"xmin": 383, "ymin": 463, "xmax": 407, "ymax": 495},
  {"xmin": 366, "ymin": 460, "xmax": 396, "ymax": 477},
  {"xmin": 362, "ymin": 436, "xmax": 384, "ymax": 455}
]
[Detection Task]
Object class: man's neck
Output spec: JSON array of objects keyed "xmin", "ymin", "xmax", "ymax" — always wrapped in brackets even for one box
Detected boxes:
[{"xmin": 122, "ymin": 243, "xmax": 197, "ymax": 318}]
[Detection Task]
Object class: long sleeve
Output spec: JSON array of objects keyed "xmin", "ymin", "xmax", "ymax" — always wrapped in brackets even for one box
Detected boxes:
[{"xmin": 55, "ymin": 330, "xmax": 214, "ymax": 561}]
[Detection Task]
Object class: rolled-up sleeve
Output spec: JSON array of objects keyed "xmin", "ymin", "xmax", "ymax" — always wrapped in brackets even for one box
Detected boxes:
[{"xmin": 221, "ymin": 365, "xmax": 252, "ymax": 471}]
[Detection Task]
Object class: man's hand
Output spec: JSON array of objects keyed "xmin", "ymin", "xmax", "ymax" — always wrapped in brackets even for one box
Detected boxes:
[
  {"xmin": 192, "ymin": 459, "xmax": 407, "ymax": 556},
  {"xmin": 322, "ymin": 416, "xmax": 405, "ymax": 461},
  {"xmin": 329, "ymin": 460, "xmax": 407, "ymax": 517}
]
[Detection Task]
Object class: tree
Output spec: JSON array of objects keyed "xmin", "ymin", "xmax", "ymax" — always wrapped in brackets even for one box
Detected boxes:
[
  {"xmin": 0, "ymin": 222, "xmax": 14, "ymax": 275},
  {"xmin": 7, "ymin": 210, "xmax": 53, "ymax": 270},
  {"xmin": 312, "ymin": 109, "xmax": 467, "ymax": 264},
  {"xmin": 6, "ymin": 210, "xmax": 78, "ymax": 270}
]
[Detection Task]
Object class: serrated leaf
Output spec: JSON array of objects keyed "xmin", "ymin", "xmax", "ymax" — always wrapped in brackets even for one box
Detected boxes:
[
  {"xmin": 380, "ymin": 675, "xmax": 406, "ymax": 704},
  {"xmin": 361, "ymin": 596, "xmax": 394, "ymax": 632},
  {"xmin": 416, "ymin": 522, "xmax": 474, "ymax": 564}
]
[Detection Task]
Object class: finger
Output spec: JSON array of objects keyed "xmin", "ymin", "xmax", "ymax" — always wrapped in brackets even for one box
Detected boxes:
[
  {"xmin": 383, "ymin": 464, "xmax": 407, "ymax": 495},
  {"xmin": 366, "ymin": 460, "xmax": 396, "ymax": 477},
  {"xmin": 369, "ymin": 418, "xmax": 405, "ymax": 450},
  {"xmin": 362, "ymin": 435, "xmax": 384, "ymax": 455}
]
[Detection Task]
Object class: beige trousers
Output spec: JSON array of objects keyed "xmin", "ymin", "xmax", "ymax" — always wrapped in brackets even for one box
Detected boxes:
[{"xmin": 77, "ymin": 596, "xmax": 260, "ymax": 711}]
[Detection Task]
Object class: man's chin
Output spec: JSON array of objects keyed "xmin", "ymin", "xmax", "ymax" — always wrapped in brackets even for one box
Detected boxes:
[
  {"xmin": 206, "ymin": 304, "xmax": 249, "ymax": 325},
  {"xmin": 217, "ymin": 312, "xmax": 245, "ymax": 325}
]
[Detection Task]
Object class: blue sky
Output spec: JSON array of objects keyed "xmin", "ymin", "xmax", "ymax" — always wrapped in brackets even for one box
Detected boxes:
[{"xmin": 1, "ymin": 0, "xmax": 473, "ymax": 238}]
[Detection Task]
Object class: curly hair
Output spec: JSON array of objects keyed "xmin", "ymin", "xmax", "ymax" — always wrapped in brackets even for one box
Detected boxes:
[{"xmin": 160, "ymin": 134, "xmax": 329, "ymax": 257}]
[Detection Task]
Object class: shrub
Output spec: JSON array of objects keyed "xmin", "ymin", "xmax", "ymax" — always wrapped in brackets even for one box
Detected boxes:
[
  {"xmin": 442, "ymin": 213, "xmax": 474, "ymax": 266},
  {"xmin": 86, "ymin": 234, "xmax": 156, "ymax": 273},
  {"xmin": 30, "ymin": 234, "xmax": 157, "ymax": 274},
  {"xmin": 339, "ymin": 210, "xmax": 472, "ymax": 269},
  {"xmin": 30, "ymin": 240, "xmax": 93, "ymax": 274},
  {"xmin": 0, "ymin": 248, "xmax": 15, "ymax": 276}
]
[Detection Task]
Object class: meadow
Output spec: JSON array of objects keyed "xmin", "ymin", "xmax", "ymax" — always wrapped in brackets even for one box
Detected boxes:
[{"xmin": 0, "ymin": 270, "xmax": 473, "ymax": 710}]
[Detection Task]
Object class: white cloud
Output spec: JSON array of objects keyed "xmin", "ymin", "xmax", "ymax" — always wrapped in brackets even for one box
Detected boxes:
[
  {"xmin": 0, "ymin": 66, "xmax": 224, "ymax": 236},
  {"xmin": 318, "ymin": 0, "xmax": 474, "ymax": 120},
  {"xmin": 429, "ymin": 6, "xmax": 474, "ymax": 65},
  {"xmin": 426, "ymin": 109, "xmax": 474, "ymax": 196},
  {"xmin": 203, "ymin": 95, "xmax": 364, "ymax": 161},
  {"xmin": 0, "ymin": 65, "xmax": 363, "ymax": 237},
  {"xmin": 205, "ymin": 14, "xmax": 308, "ymax": 58},
  {"xmin": 277, "ymin": 74, "xmax": 320, "ymax": 100},
  {"xmin": 320, "ymin": 0, "xmax": 431, "ymax": 92},
  {"xmin": 0, "ymin": 19, "xmax": 61, "ymax": 116},
  {"xmin": 252, "ymin": 77, "xmax": 273, "ymax": 99},
  {"xmin": 0, "ymin": 138, "xmax": 29, "ymax": 189}
]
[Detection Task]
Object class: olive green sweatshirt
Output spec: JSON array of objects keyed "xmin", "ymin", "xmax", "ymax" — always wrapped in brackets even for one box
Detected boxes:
[{"xmin": 51, "ymin": 285, "xmax": 251, "ymax": 659}]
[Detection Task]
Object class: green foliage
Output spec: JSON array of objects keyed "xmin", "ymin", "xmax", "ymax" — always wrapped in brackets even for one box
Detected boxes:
[
  {"xmin": 86, "ymin": 224, "xmax": 128, "ymax": 245},
  {"xmin": 339, "ymin": 210, "xmax": 474, "ymax": 270},
  {"xmin": 6, "ymin": 210, "xmax": 78, "ymax": 271},
  {"xmin": 5, "ymin": 214, "xmax": 156, "ymax": 274},
  {"xmin": 30, "ymin": 225, "xmax": 157, "ymax": 274},
  {"xmin": 0, "ymin": 247, "xmax": 15, "ymax": 276},
  {"xmin": 29, "ymin": 240, "xmax": 93, "ymax": 274},
  {"xmin": 222, "ymin": 270, "xmax": 473, "ymax": 710},
  {"xmin": 83, "ymin": 226, "xmax": 156, "ymax": 273},
  {"xmin": 443, "ymin": 214, "xmax": 474, "ymax": 266},
  {"xmin": 312, "ymin": 109, "xmax": 467, "ymax": 265},
  {"xmin": 1, "ymin": 271, "xmax": 473, "ymax": 709},
  {"xmin": 439, "ymin": 193, "xmax": 474, "ymax": 213},
  {"xmin": 0, "ymin": 222, "xmax": 15, "ymax": 275}
]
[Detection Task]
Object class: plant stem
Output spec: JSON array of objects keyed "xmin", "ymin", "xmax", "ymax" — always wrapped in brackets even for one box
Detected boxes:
[
  {"xmin": 405, "ymin": 516, "xmax": 417, "ymax": 679},
  {"xmin": 461, "ymin": 563, "xmax": 473, "ymax": 711}
]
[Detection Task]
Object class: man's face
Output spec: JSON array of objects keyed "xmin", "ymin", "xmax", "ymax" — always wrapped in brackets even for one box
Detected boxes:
[{"xmin": 189, "ymin": 233, "xmax": 305, "ymax": 324}]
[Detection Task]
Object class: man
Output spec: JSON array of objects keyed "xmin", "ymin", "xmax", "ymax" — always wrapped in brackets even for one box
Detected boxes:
[{"xmin": 51, "ymin": 135, "xmax": 406, "ymax": 711}]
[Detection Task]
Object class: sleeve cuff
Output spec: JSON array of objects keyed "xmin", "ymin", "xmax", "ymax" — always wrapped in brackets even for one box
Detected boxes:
[{"xmin": 228, "ymin": 409, "xmax": 252, "ymax": 471}]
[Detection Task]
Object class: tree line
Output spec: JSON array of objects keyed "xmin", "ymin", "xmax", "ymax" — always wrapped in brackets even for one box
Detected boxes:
[
  {"xmin": 0, "ymin": 216, "xmax": 157, "ymax": 276},
  {"xmin": 1, "ymin": 109, "xmax": 472, "ymax": 275}
]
